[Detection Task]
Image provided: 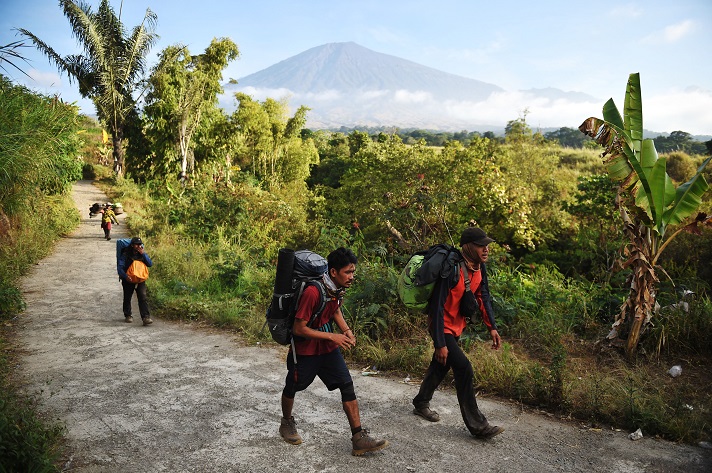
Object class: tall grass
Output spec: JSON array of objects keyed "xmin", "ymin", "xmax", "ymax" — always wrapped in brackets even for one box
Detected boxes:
[{"xmin": 0, "ymin": 76, "xmax": 83, "ymax": 215}]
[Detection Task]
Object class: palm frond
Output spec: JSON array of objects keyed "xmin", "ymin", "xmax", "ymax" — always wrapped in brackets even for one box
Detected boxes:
[
  {"xmin": 0, "ymin": 40, "xmax": 32, "ymax": 78},
  {"xmin": 16, "ymin": 29, "xmax": 71, "ymax": 78}
]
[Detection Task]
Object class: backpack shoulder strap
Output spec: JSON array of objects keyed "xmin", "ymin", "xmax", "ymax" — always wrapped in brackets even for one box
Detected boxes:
[
  {"xmin": 459, "ymin": 261, "xmax": 471, "ymax": 292},
  {"xmin": 307, "ymin": 280, "xmax": 329, "ymax": 326}
]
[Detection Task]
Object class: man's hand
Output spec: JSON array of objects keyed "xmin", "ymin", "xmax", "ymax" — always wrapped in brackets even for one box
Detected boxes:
[
  {"xmin": 435, "ymin": 346, "xmax": 448, "ymax": 365},
  {"xmin": 331, "ymin": 333, "xmax": 356, "ymax": 350},
  {"xmin": 490, "ymin": 329, "xmax": 502, "ymax": 350}
]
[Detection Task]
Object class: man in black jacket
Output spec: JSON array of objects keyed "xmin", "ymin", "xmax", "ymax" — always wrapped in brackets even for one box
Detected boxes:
[
  {"xmin": 412, "ymin": 227, "xmax": 504, "ymax": 439},
  {"xmin": 117, "ymin": 237, "xmax": 154, "ymax": 326}
]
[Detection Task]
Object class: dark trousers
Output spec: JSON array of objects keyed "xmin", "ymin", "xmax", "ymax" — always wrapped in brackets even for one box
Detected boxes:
[
  {"xmin": 413, "ymin": 333, "xmax": 488, "ymax": 434},
  {"xmin": 122, "ymin": 279, "xmax": 150, "ymax": 318}
]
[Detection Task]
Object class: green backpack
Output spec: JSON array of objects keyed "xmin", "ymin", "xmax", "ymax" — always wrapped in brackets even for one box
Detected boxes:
[
  {"xmin": 398, "ymin": 254, "xmax": 433, "ymax": 310},
  {"xmin": 398, "ymin": 244, "xmax": 467, "ymax": 310}
]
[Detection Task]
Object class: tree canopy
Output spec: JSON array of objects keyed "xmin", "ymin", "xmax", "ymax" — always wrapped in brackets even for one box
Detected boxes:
[{"xmin": 20, "ymin": 0, "xmax": 158, "ymax": 176}]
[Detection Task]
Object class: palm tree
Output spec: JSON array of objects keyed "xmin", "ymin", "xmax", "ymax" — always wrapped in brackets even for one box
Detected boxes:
[
  {"xmin": 19, "ymin": 0, "xmax": 157, "ymax": 176},
  {"xmin": 579, "ymin": 73, "xmax": 711, "ymax": 357}
]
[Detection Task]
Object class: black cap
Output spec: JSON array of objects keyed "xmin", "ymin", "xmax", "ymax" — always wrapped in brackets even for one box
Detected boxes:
[
  {"xmin": 130, "ymin": 237, "xmax": 143, "ymax": 246},
  {"xmin": 460, "ymin": 227, "xmax": 494, "ymax": 246}
]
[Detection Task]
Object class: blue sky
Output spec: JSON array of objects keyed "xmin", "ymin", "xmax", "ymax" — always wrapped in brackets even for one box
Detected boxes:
[{"xmin": 2, "ymin": 0, "xmax": 711, "ymax": 134}]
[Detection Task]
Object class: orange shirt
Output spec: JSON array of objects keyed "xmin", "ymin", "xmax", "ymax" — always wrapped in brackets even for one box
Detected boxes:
[{"xmin": 442, "ymin": 267, "xmax": 485, "ymax": 337}]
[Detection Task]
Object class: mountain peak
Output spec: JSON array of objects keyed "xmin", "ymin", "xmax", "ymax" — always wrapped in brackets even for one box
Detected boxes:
[{"xmin": 235, "ymin": 42, "xmax": 502, "ymax": 99}]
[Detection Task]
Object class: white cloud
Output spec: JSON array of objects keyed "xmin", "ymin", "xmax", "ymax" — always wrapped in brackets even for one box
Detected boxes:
[
  {"xmin": 443, "ymin": 91, "xmax": 601, "ymax": 128},
  {"xmin": 231, "ymin": 86, "xmax": 293, "ymax": 101},
  {"xmin": 642, "ymin": 19, "xmax": 696, "ymax": 44},
  {"xmin": 645, "ymin": 87, "xmax": 712, "ymax": 135},
  {"xmin": 609, "ymin": 4, "xmax": 643, "ymax": 18},
  {"xmin": 222, "ymin": 85, "xmax": 712, "ymax": 135},
  {"xmin": 301, "ymin": 90, "xmax": 343, "ymax": 102},
  {"xmin": 27, "ymin": 69, "xmax": 62, "ymax": 88},
  {"xmin": 662, "ymin": 20, "xmax": 696, "ymax": 42},
  {"xmin": 393, "ymin": 89, "xmax": 431, "ymax": 104}
]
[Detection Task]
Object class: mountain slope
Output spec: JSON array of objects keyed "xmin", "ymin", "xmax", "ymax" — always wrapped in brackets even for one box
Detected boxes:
[
  {"xmin": 235, "ymin": 41, "xmax": 503, "ymax": 101},
  {"xmin": 224, "ymin": 42, "xmax": 599, "ymax": 131}
]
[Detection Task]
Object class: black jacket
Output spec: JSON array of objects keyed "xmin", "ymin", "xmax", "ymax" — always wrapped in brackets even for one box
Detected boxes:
[{"xmin": 426, "ymin": 250, "xmax": 497, "ymax": 349}]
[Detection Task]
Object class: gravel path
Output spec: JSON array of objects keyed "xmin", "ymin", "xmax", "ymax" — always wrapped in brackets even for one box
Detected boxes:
[{"xmin": 13, "ymin": 180, "xmax": 711, "ymax": 472}]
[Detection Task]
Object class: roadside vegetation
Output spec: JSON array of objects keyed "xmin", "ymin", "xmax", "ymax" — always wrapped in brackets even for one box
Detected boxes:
[
  {"xmin": 2, "ymin": 2, "xmax": 712, "ymax": 469},
  {"xmin": 0, "ymin": 76, "xmax": 82, "ymax": 473}
]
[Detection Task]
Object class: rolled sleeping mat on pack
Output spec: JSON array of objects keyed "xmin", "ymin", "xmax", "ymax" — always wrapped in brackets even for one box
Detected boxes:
[{"xmin": 270, "ymin": 248, "xmax": 295, "ymax": 319}]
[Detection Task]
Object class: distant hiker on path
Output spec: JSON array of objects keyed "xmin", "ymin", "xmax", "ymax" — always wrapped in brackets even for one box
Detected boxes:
[
  {"xmin": 117, "ymin": 237, "xmax": 153, "ymax": 326},
  {"xmin": 279, "ymin": 247, "xmax": 389, "ymax": 456},
  {"xmin": 412, "ymin": 227, "xmax": 504, "ymax": 440},
  {"xmin": 100, "ymin": 202, "xmax": 119, "ymax": 240}
]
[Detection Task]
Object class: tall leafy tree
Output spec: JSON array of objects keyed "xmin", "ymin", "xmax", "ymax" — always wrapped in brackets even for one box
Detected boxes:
[
  {"xmin": 143, "ymin": 38, "xmax": 239, "ymax": 181},
  {"xmin": 19, "ymin": 0, "xmax": 157, "ymax": 176},
  {"xmin": 579, "ymin": 73, "xmax": 711, "ymax": 356},
  {"xmin": 232, "ymin": 93, "xmax": 317, "ymax": 188}
]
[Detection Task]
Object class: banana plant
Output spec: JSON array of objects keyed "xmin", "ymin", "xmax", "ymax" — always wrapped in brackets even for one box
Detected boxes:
[{"xmin": 579, "ymin": 73, "xmax": 711, "ymax": 357}]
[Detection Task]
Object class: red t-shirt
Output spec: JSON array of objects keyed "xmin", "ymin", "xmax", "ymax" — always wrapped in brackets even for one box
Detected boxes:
[
  {"xmin": 293, "ymin": 284, "xmax": 341, "ymax": 355},
  {"xmin": 442, "ymin": 267, "xmax": 488, "ymax": 337}
]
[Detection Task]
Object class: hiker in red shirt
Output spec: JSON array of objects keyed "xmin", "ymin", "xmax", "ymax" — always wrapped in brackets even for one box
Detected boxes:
[
  {"xmin": 412, "ymin": 227, "xmax": 505, "ymax": 439},
  {"xmin": 279, "ymin": 247, "xmax": 389, "ymax": 456}
]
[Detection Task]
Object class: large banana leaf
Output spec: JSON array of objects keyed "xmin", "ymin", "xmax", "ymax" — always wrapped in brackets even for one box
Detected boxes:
[
  {"xmin": 633, "ymin": 140, "xmax": 674, "ymax": 230},
  {"xmin": 623, "ymin": 73, "xmax": 643, "ymax": 150},
  {"xmin": 579, "ymin": 115, "xmax": 657, "ymax": 225},
  {"xmin": 579, "ymin": 116, "xmax": 637, "ymax": 182},
  {"xmin": 602, "ymin": 98, "xmax": 625, "ymax": 132},
  {"xmin": 662, "ymin": 156, "xmax": 712, "ymax": 229}
]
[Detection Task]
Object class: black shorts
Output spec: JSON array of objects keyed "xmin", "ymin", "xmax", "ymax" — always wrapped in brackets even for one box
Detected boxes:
[{"xmin": 284, "ymin": 349, "xmax": 353, "ymax": 395}]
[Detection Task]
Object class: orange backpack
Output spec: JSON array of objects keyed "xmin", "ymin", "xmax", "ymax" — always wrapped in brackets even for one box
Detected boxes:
[{"xmin": 127, "ymin": 260, "xmax": 149, "ymax": 283}]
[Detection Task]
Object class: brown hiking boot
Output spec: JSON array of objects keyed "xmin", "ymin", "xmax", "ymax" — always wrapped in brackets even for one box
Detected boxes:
[
  {"xmin": 351, "ymin": 428, "xmax": 388, "ymax": 456},
  {"xmin": 142, "ymin": 317, "xmax": 153, "ymax": 326},
  {"xmin": 473, "ymin": 424, "xmax": 505, "ymax": 440},
  {"xmin": 279, "ymin": 416, "xmax": 302, "ymax": 445},
  {"xmin": 125, "ymin": 315, "xmax": 133, "ymax": 323},
  {"xmin": 413, "ymin": 406, "xmax": 440, "ymax": 422}
]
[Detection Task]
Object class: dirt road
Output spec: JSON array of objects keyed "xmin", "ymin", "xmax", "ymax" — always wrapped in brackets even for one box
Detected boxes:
[{"xmin": 13, "ymin": 180, "xmax": 711, "ymax": 472}]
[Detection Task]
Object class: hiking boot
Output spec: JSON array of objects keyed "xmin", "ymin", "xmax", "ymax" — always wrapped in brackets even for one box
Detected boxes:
[
  {"xmin": 142, "ymin": 317, "xmax": 153, "ymax": 326},
  {"xmin": 473, "ymin": 424, "xmax": 505, "ymax": 440},
  {"xmin": 351, "ymin": 428, "xmax": 388, "ymax": 456},
  {"xmin": 413, "ymin": 406, "xmax": 440, "ymax": 422},
  {"xmin": 125, "ymin": 315, "xmax": 133, "ymax": 323},
  {"xmin": 279, "ymin": 416, "xmax": 302, "ymax": 445}
]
